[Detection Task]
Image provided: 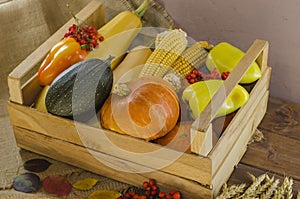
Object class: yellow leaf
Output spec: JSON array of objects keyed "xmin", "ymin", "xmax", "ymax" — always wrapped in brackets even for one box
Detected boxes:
[
  {"xmin": 72, "ymin": 178, "xmax": 98, "ymax": 191},
  {"xmin": 88, "ymin": 190, "xmax": 122, "ymax": 199}
]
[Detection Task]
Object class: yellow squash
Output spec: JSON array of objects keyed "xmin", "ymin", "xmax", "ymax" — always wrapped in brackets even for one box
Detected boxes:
[
  {"xmin": 86, "ymin": 0, "xmax": 149, "ymax": 69},
  {"xmin": 34, "ymin": 85, "xmax": 50, "ymax": 112},
  {"xmin": 113, "ymin": 45, "xmax": 152, "ymax": 85}
]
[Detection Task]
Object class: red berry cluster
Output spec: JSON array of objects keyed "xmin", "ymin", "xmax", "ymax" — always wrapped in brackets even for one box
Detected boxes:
[
  {"xmin": 186, "ymin": 69, "xmax": 203, "ymax": 84},
  {"xmin": 119, "ymin": 179, "xmax": 182, "ymax": 199},
  {"xmin": 63, "ymin": 24, "xmax": 104, "ymax": 51},
  {"xmin": 186, "ymin": 68, "xmax": 230, "ymax": 84},
  {"xmin": 221, "ymin": 71, "xmax": 230, "ymax": 80}
]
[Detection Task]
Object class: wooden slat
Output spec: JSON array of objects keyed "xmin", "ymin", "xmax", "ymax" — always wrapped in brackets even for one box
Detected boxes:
[
  {"xmin": 211, "ymin": 91, "xmax": 269, "ymax": 196},
  {"xmin": 209, "ymin": 66, "xmax": 271, "ymax": 175},
  {"xmin": 191, "ymin": 40, "xmax": 269, "ymax": 155},
  {"xmin": 256, "ymin": 41, "xmax": 269, "ymax": 72},
  {"xmin": 7, "ymin": 0, "xmax": 104, "ymax": 104},
  {"xmin": 13, "ymin": 126, "xmax": 213, "ymax": 199},
  {"xmin": 240, "ymin": 127, "xmax": 300, "ymax": 181},
  {"xmin": 21, "ymin": 74, "xmax": 41, "ymax": 106},
  {"xmin": 190, "ymin": 124, "xmax": 213, "ymax": 157},
  {"xmin": 7, "ymin": 101, "xmax": 213, "ymax": 186}
]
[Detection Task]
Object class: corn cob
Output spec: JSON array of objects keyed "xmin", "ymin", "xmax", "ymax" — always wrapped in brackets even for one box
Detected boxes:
[
  {"xmin": 168, "ymin": 42, "xmax": 208, "ymax": 77},
  {"xmin": 139, "ymin": 29, "xmax": 188, "ymax": 78},
  {"xmin": 154, "ymin": 30, "xmax": 169, "ymax": 47}
]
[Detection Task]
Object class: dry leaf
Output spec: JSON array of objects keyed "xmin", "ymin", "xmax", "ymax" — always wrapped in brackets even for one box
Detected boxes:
[
  {"xmin": 88, "ymin": 190, "xmax": 122, "ymax": 199},
  {"xmin": 43, "ymin": 175, "xmax": 72, "ymax": 197},
  {"xmin": 72, "ymin": 178, "xmax": 99, "ymax": 191},
  {"xmin": 13, "ymin": 172, "xmax": 41, "ymax": 193},
  {"xmin": 24, "ymin": 158, "xmax": 52, "ymax": 173}
]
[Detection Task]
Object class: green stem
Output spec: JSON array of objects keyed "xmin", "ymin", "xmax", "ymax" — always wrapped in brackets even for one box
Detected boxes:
[
  {"xmin": 134, "ymin": 0, "xmax": 150, "ymax": 18},
  {"xmin": 66, "ymin": 3, "xmax": 79, "ymax": 25}
]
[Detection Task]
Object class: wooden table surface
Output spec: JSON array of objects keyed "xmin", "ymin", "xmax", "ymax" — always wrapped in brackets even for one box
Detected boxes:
[
  {"xmin": 227, "ymin": 97, "xmax": 300, "ymax": 196},
  {"xmin": 0, "ymin": 0, "xmax": 299, "ymax": 198}
]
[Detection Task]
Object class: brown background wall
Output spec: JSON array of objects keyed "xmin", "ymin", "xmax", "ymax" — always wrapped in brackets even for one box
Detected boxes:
[{"xmin": 159, "ymin": 0, "xmax": 300, "ymax": 103}]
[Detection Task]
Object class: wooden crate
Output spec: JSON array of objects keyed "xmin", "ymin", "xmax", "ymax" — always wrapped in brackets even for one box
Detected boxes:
[{"xmin": 7, "ymin": 1, "xmax": 271, "ymax": 198}]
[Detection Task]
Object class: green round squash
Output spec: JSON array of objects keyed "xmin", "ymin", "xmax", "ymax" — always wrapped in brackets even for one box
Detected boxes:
[{"xmin": 45, "ymin": 57, "xmax": 113, "ymax": 121}]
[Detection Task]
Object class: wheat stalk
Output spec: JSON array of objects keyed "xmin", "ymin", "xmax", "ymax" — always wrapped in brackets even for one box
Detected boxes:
[
  {"xmin": 260, "ymin": 178, "xmax": 280, "ymax": 199},
  {"xmin": 216, "ymin": 173, "xmax": 298, "ymax": 199},
  {"xmin": 273, "ymin": 176, "xmax": 294, "ymax": 199},
  {"xmin": 216, "ymin": 183, "xmax": 229, "ymax": 199},
  {"xmin": 273, "ymin": 177, "xmax": 288, "ymax": 199},
  {"xmin": 285, "ymin": 177, "xmax": 294, "ymax": 199},
  {"xmin": 253, "ymin": 175, "xmax": 274, "ymax": 197},
  {"xmin": 216, "ymin": 183, "xmax": 246, "ymax": 199},
  {"xmin": 238, "ymin": 173, "xmax": 266, "ymax": 198},
  {"xmin": 249, "ymin": 129, "xmax": 265, "ymax": 144}
]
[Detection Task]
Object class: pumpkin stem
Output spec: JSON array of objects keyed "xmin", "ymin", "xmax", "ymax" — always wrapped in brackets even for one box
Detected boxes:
[
  {"xmin": 112, "ymin": 83, "xmax": 131, "ymax": 97},
  {"xmin": 163, "ymin": 73, "xmax": 182, "ymax": 92}
]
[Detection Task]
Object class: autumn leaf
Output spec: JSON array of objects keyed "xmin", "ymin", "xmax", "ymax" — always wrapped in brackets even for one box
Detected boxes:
[
  {"xmin": 24, "ymin": 158, "xmax": 52, "ymax": 173},
  {"xmin": 72, "ymin": 178, "xmax": 99, "ymax": 190},
  {"xmin": 13, "ymin": 172, "xmax": 41, "ymax": 193},
  {"xmin": 43, "ymin": 175, "xmax": 72, "ymax": 197},
  {"xmin": 88, "ymin": 190, "xmax": 122, "ymax": 199}
]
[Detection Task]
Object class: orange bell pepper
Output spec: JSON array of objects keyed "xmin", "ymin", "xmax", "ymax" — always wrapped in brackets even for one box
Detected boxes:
[{"xmin": 38, "ymin": 38, "xmax": 87, "ymax": 85}]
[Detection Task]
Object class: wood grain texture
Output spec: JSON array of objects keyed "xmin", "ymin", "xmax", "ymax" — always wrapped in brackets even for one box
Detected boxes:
[
  {"xmin": 7, "ymin": 101, "xmax": 213, "ymax": 186},
  {"xmin": 212, "ymin": 91, "xmax": 269, "ymax": 196},
  {"xmin": 224, "ymin": 97, "xmax": 300, "ymax": 197},
  {"xmin": 240, "ymin": 97, "xmax": 300, "ymax": 182},
  {"xmin": 258, "ymin": 97, "xmax": 300, "ymax": 140},
  {"xmin": 13, "ymin": 126, "xmax": 213, "ymax": 199},
  {"xmin": 209, "ymin": 67, "xmax": 271, "ymax": 174},
  {"xmin": 241, "ymin": 128, "xmax": 300, "ymax": 181}
]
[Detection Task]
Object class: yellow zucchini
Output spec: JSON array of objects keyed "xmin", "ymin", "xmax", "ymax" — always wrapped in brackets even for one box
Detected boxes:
[
  {"xmin": 113, "ymin": 45, "xmax": 152, "ymax": 85},
  {"xmin": 86, "ymin": 0, "xmax": 149, "ymax": 69},
  {"xmin": 34, "ymin": 85, "xmax": 50, "ymax": 112}
]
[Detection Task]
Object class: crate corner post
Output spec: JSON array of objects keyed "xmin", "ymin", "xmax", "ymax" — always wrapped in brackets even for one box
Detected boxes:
[{"xmin": 190, "ymin": 124, "xmax": 213, "ymax": 156}]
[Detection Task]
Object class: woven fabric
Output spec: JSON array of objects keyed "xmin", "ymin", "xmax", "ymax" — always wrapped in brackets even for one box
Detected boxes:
[
  {"xmin": 101, "ymin": 0, "xmax": 174, "ymax": 28},
  {"xmin": 0, "ymin": 150, "xmax": 130, "ymax": 199}
]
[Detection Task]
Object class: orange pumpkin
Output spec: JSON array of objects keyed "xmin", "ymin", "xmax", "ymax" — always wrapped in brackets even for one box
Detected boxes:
[
  {"xmin": 155, "ymin": 121, "xmax": 193, "ymax": 153},
  {"xmin": 156, "ymin": 114, "xmax": 235, "ymax": 153},
  {"xmin": 100, "ymin": 77, "xmax": 180, "ymax": 141}
]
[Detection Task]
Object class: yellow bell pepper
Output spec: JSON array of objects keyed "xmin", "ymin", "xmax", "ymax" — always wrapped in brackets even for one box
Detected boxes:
[
  {"xmin": 182, "ymin": 80, "xmax": 249, "ymax": 119},
  {"xmin": 205, "ymin": 42, "xmax": 261, "ymax": 84}
]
